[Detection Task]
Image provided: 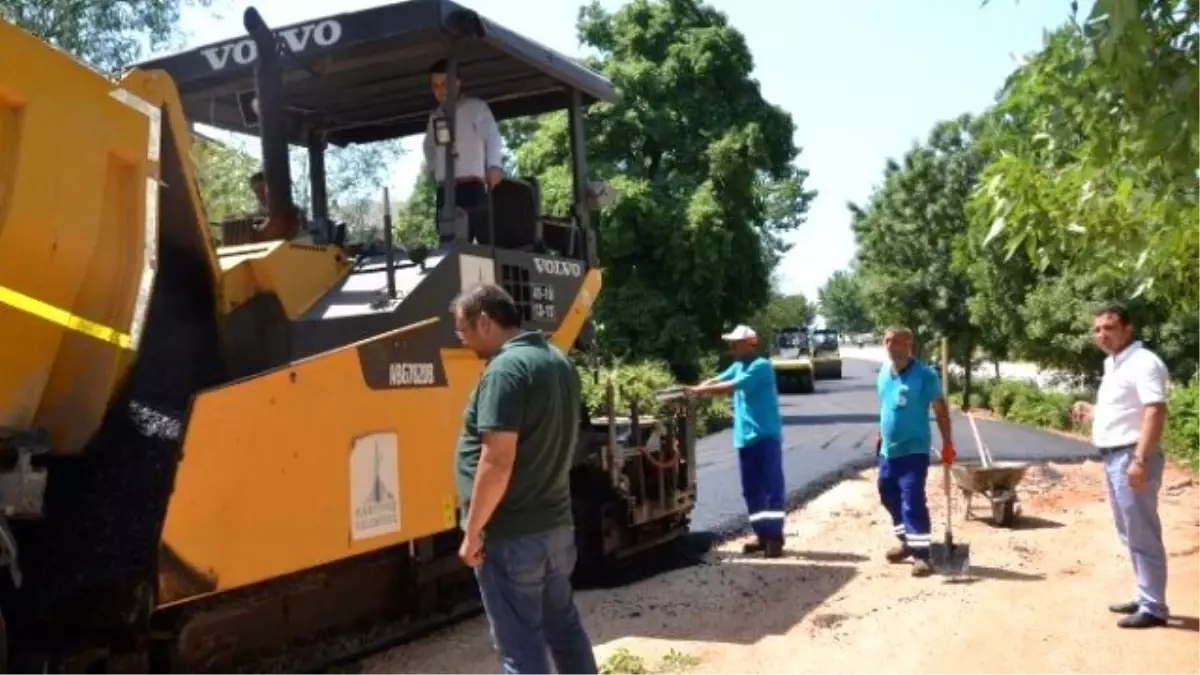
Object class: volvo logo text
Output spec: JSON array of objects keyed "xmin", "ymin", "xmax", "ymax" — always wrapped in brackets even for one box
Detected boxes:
[
  {"xmin": 533, "ymin": 258, "xmax": 582, "ymax": 277},
  {"xmin": 201, "ymin": 19, "xmax": 343, "ymax": 71}
]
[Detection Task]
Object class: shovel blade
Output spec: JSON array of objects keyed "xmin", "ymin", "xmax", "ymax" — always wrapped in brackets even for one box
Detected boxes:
[{"xmin": 930, "ymin": 541, "xmax": 971, "ymax": 577}]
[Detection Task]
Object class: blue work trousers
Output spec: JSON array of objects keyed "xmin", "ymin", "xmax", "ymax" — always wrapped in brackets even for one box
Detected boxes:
[
  {"xmin": 1103, "ymin": 445, "xmax": 1169, "ymax": 620},
  {"xmin": 878, "ymin": 452, "xmax": 932, "ymax": 558},
  {"xmin": 739, "ymin": 436, "xmax": 786, "ymax": 541},
  {"xmin": 474, "ymin": 525, "xmax": 598, "ymax": 674}
]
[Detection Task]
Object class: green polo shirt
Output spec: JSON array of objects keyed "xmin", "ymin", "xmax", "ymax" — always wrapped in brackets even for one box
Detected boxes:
[{"xmin": 454, "ymin": 331, "xmax": 579, "ymax": 540}]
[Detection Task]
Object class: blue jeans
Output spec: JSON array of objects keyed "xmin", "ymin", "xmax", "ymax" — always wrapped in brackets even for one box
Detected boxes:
[
  {"xmin": 738, "ymin": 436, "xmax": 786, "ymax": 540},
  {"xmin": 1103, "ymin": 446, "xmax": 1169, "ymax": 619},
  {"xmin": 474, "ymin": 525, "xmax": 598, "ymax": 674},
  {"xmin": 878, "ymin": 452, "xmax": 932, "ymax": 559}
]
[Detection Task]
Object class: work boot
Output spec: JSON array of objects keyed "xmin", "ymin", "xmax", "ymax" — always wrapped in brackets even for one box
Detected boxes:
[
  {"xmin": 885, "ymin": 544, "xmax": 913, "ymax": 563},
  {"xmin": 763, "ymin": 538, "xmax": 785, "ymax": 559},
  {"xmin": 742, "ymin": 538, "xmax": 765, "ymax": 554},
  {"xmin": 910, "ymin": 558, "xmax": 934, "ymax": 577}
]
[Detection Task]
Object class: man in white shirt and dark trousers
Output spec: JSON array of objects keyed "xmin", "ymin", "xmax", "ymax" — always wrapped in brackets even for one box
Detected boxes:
[
  {"xmin": 424, "ymin": 59, "xmax": 505, "ymax": 226},
  {"xmin": 1073, "ymin": 302, "xmax": 1172, "ymax": 629}
]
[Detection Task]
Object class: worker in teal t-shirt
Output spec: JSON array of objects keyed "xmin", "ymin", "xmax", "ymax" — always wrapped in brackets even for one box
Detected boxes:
[
  {"xmin": 874, "ymin": 326, "xmax": 956, "ymax": 578},
  {"xmin": 688, "ymin": 325, "xmax": 785, "ymax": 558}
]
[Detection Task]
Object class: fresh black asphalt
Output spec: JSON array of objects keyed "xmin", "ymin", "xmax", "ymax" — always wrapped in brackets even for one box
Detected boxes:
[{"xmin": 691, "ymin": 357, "xmax": 1099, "ymax": 536}]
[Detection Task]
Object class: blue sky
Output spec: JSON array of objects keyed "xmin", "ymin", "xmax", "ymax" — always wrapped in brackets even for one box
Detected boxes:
[{"xmin": 171, "ymin": 0, "xmax": 1086, "ymax": 301}]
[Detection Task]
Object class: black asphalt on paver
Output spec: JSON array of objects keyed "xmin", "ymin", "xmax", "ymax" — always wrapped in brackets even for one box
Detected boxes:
[{"xmin": 691, "ymin": 357, "xmax": 1099, "ymax": 536}]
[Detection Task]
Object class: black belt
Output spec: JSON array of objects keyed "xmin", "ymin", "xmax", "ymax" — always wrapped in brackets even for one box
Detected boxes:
[{"xmin": 1096, "ymin": 444, "xmax": 1135, "ymax": 457}]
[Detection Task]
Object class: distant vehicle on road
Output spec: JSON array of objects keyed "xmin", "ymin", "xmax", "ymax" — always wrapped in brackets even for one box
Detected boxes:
[
  {"xmin": 770, "ymin": 327, "xmax": 815, "ymax": 394},
  {"xmin": 809, "ymin": 328, "xmax": 843, "ymax": 380}
]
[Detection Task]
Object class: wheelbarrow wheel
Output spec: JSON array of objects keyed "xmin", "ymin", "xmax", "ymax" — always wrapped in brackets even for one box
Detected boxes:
[{"xmin": 991, "ymin": 497, "xmax": 1016, "ymax": 527}]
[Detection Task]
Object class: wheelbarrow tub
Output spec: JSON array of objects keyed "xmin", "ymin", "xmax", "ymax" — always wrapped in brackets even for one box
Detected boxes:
[
  {"xmin": 951, "ymin": 461, "xmax": 1031, "ymax": 527},
  {"xmin": 951, "ymin": 461, "xmax": 1030, "ymax": 493}
]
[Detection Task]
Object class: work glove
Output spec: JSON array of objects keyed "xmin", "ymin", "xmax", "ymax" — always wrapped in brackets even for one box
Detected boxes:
[{"xmin": 940, "ymin": 441, "xmax": 957, "ymax": 465}]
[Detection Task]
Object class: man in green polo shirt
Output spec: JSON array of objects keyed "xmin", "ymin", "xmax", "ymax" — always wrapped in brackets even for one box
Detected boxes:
[{"xmin": 451, "ymin": 282, "xmax": 597, "ymax": 675}]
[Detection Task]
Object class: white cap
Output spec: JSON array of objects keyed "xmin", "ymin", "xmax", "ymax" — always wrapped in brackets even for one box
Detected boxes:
[{"xmin": 721, "ymin": 324, "xmax": 757, "ymax": 342}]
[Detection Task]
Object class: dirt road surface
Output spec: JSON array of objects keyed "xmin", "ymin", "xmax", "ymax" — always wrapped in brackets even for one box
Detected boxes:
[{"xmin": 361, "ymin": 459, "xmax": 1199, "ymax": 674}]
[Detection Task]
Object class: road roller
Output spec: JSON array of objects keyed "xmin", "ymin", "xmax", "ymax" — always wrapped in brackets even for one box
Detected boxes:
[{"xmin": 0, "ymin": 1, "xmax": 700, "ymax": 670}]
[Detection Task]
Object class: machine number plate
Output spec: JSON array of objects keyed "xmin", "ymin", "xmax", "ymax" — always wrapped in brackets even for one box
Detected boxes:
[{"xmin": 531, "ymin": 284, "xmax": 556, "ymax": 321}]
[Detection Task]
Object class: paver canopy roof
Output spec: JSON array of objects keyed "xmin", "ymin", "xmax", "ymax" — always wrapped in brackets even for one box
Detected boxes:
[{"xmin": 135, "ymin": 0, "xmax": 617, "ymax": 146}]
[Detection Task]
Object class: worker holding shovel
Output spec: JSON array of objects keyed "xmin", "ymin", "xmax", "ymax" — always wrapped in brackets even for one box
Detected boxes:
[{"xmin": 874, "ymin": 327, "xmax": 956, "ymax": 577}]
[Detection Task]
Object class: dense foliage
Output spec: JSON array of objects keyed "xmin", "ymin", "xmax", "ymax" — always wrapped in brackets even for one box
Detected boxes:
[
  {"xmin": 947, "ymin": 375, "xmax": 1199, "ymax": 471},
  {"xmin": 504, "ymin": 0, "xmax": 816, "ymax": 380},
  {"xmin": 1, "ymin": 0, "xmax": 213, "ymax": 72},
  {"xmin": 840, "ymin": 1, "xmax": 1198, "ymax": 401},
  {"xmin": 816, "ymin": 268, "xmax": 872, "ymax": 335}
]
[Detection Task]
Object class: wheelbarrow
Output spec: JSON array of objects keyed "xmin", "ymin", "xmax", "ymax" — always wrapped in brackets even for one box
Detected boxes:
[{"xmin": 950, "ymin": 413, "xmax": 1030, "ymax": 527}]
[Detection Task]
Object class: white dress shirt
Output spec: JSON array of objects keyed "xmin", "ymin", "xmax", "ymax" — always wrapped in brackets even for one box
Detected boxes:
[
  {"xmin": 423, "ymin": 96, "xmax": 504, "ymax": 183},
  {"xmin": 1092, "ymin": 340, "xmax": 1168, "ymax": 448}
]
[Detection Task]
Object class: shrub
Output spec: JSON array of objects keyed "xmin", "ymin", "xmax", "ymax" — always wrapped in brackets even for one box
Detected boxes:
[
  {"xmin": 1164, "ymin": 378, "xmax": 1199, "ymax": 471},
  {"xmin": 987, "ymin": 379, "xmax": 1031, "ymax": 417},
  {"xmin": 1007, "ymin": 389, "xmax": 1072, "ymax": 431},
  {"xmin": 961, "ymin": 374, "xmax": 1197, "ymax": 474},
  {"xmin": 576, "ymin": 359, "xmax": 733, "ymax": 437}
]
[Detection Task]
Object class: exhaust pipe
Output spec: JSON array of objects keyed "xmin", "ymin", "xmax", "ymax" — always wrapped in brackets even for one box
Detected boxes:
[{"xmin": 244, "ymin": 7, "xmax": 298, "ymax": 241}]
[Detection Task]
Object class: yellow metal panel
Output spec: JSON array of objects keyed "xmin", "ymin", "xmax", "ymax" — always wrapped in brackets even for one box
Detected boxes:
[
  {"xmin": 160, "ymin": 319, "xmax": 487, "ymax": 595},
  {"xmin": 549, "ymin": 267, "xmax": 601, "ymax": 354},
  {"xmin": 0, "ymin": 21, "xmax": 158, "ymax": 450},
  {"xmin": 248, "ymin": 243, "xmax": 353, "ymax": 320}
]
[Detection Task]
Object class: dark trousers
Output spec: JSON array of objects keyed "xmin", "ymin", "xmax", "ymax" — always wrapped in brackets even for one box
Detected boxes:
[
  {"xmin": 436, "ymin": 180, "xmax": 488, "ymax": 211},
  {"xmin": 474, "ymin": 525, "xmax": 598, "ymax": 674},
  {"xmin": 738, "ymin": 436, "xmax": 786, "ymax": 541},
  {"xmin": 878, "ymin": 452, "xmax": 932, "ymax": 558}
]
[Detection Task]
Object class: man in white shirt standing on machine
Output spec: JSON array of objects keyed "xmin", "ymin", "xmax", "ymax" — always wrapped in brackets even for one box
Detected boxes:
[
  {"xmin": 424, "ymin": 59, "xmax": 505, "ymax": 220},
  {"xmin": 1073, "ymin": 302, "xmax": 1172, "ymax": 629}
]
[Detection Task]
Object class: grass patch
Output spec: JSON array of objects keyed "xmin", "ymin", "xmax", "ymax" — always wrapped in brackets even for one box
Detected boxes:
[{"xmin": 599, "ymin": 646, "xmax": 701, "ymax": 675}]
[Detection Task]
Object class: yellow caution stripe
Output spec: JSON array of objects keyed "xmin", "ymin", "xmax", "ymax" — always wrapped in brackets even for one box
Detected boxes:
[{"xmin": 0, "ymin": 285, "xmax": 131, "ymax": 349}]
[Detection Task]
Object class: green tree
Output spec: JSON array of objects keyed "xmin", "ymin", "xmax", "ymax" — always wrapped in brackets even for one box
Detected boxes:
[
  {"xmin": 509, "ymin": 0, "xmax": 816, "ymax": 379},
  {"xmin": 190, "ymin": 133, "xmax": 258, "ymax": 225},
  {"xmin": 974, "ymin": 3, "xmax": 1199, "ymax": 309},
  {"xmin": 817, "ymin": 267, "xmax": 872, "ymax": 334},
  {"xmin": 2, "ymin": 0, "xmax": 214, "ymax": 72},
  {"xmin": 289, "ymin": 140, "xmax": 406, "ymax": 234},
  {"xmin": 395, "ymin": 163, "xmax": 438, "ymax": 247},
  {"xmin": 850, "ymin": 115, "xmax": 984, "ymax": 367},
  {"xmin": 750, "ymin": 293, "xmax": 815, "ymax": 350}
]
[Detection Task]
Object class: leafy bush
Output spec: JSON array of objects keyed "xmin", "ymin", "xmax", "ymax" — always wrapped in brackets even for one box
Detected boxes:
[
  {"xmin": 1164, "ymin": 378, "xmax": 1199, "ymax": 471},
  {"xmin": 947, "ymin": 372, "xmax": 1197, "ymax": 473},
  {"xmin": 987, "ymin": 379, "xmax": 1031, "ymax": 417},
  {"xmin": 576, "ymin": 359, "xmax": 733, "ymax": 437},
  {"xmin": 1007, "ymin": 389, "xmax": 1072, "ymax": 431}
]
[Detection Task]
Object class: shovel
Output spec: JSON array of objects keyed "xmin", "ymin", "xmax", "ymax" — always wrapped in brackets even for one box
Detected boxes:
[{"xmin": 930, "ymin": 460, "xmax": 971, "ymax": 578}]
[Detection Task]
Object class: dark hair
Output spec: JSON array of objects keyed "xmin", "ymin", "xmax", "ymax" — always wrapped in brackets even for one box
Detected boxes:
[
  {"xmin": 1094, "ymin": 301, "xmax": 1132, "ymax": 326},
  {"xmin": 429, "ymin": 59, "xmax": 446, "ymax": 74},
  {"xmin": 451, "ymin": 283, "xmax": 522, "ymax": 329},
  {"xmin": 249, "ymin": 171, "xmax": 264, "ymax": 183}
]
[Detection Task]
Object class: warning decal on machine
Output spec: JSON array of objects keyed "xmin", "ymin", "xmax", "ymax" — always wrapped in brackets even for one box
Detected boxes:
[{"xmin": 349, "ymin": 432, "xmax": 401, "ymax": 541}]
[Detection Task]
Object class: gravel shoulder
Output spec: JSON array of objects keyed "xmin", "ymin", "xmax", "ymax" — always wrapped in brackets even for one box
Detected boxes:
[{"xmin": 362, "ymin": 458, "xmax": 1199, "ymax": 674}]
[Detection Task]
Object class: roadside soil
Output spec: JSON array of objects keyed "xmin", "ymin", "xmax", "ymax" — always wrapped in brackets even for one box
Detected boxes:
[{"xmin": 362, "ymin": 459, "xmax": 1200, "ymax": 674}]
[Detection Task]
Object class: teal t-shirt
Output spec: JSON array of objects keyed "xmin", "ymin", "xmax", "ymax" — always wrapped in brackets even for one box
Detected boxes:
[
  {"xmin": 716, "ymin": 357, "xmax": 782, "ymax": 449},
  {"xmin": 876, "ymin": 359, "xmax": 943, "ymax": 459}
]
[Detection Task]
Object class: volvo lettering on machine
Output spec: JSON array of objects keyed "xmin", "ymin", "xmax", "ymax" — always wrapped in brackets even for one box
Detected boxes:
[
  {"xmin": 533, "ymin": 257, "xmax": 583, "ymax": 278},
  {"xmin": 388, "ymin": 362, "xmax": 435, "ymax": 388},
  {"xmin": 201, "ymin": 19, "xmax": 344, "ymax": 71}
]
